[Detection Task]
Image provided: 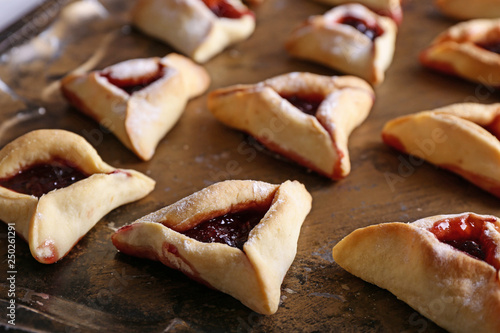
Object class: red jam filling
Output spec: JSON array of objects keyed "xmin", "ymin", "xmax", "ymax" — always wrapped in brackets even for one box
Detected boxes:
[
  {"xmin": 202, "ymin": 0, "xmax": 249, "ymax": 19},
  {"xmin": 181, "ymin": 208, "xmax": 268, "ymax": 250},
  {"xmin": 102, "ymin": 64, "xmax": 165, "ymax": 95},
  {"xmin": 280, "ymin": 93, "xmax": 325, "ymax": 116},
  {"xmin": 0, "ymin": 159, "xmax": 89, "ymax": 198},
  {"xmin": 429, "ymin": 214, "xmax": 500, "ymax": 270},
  {"xmin": 338, "ymin": 16, "xmax": 383, "ymax": 41},
  {"xmin": 476, "ymin": 41, "xmax": 500, "ymax": 55}
]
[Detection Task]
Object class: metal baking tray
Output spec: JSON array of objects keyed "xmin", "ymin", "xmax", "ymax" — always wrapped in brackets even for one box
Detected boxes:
[{"xmin": 1, "ymin": 0, "xmax": 498, "ymax": 331}]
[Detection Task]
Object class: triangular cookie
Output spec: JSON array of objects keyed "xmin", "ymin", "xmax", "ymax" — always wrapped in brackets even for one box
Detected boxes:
[
  {"xmin": 0, "ymin": 130, "xmax": 155, "ymax": 263},
  {"xmin": 382, "ymin": 102, "xmax": 500, "ymax": 198},
  {"xmin": 61, "ymin": 53, "xmax": 210, "ymax": 161},
  {"xmin": 285, "ymin": 4, "xmax": 397, "ymax": 85},
  {"xmin": 132, "ymin": 0, "xmax": 255, "ymax": 63},
  {"xmin": 207, "ymin": 72, "xmax": 374, "ymax": 179},
  {"xmin": 420, "ymin": 18, "xmax": 500, "ymax": 87},
  {"xmin": 112, "ymin": 180, "xmax": 312, "ymax": 314},
  {"xmin": 332, "ymin": 212, "xmax": 500, "ymax": 333}
]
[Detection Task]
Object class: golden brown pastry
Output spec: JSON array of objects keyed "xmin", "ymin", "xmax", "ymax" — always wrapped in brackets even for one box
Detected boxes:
[
  {"xmin": 0, "ymin": 130, "xmax": 155, "ymax": 264},
  {"xmin": 285, "ymin": 4, "xmax": 397, "ymax": 85},
  {"xmin": 332, "ymin": 212, "xmax": 500, "ymax": 333},
  {"xmin": 112, "ymin": 180, "xmax": 312, "ymax": 315},
  {"xmin": 310, "ymin": 0, "xmax": 402, "ymax": 24},
  {"xmin": 382, "ymin": 102, "xmax": 500, "ymax": 198},
  {"xmin": 420, "ymin": 19, "xmax": 500, "ymax": 87},
  {"xmin": 435, "ymin": 0, "xmax": 500, "ymax": 20},
  {"xmin": 207, "ymin": 72, "xmax": 374, "ymax": 180},
  {"xmin": 61, "ymin": 53, "xmax": 210, "ymax": 161},
  {"xmin": 132, "ymin": 0, "xmax": 255, "ymax": 63}
]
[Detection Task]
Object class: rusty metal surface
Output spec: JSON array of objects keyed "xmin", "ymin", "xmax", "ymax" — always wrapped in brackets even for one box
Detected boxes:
[{"xmin": 0, "ymin": 0, "xmax": 499, "ymax": 332}]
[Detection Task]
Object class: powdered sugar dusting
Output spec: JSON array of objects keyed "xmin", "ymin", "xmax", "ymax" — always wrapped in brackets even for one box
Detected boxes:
[
  {"xmin": 182, "ymin": 239, "xmax": 194, "ymax": 252},
  {"xmin": 462, "ymin": 276, "xmax": 489, "ymax": 312},
  {"xmin": 105, "ymin": 58, "xmax": 159, "ymax": 80},
  {"xmin": 252, "ymin": 181, "xmax": 269, "ymax": 198},
  {"xmin": 126, "ymin": 98, "xmax": 162, "ymax": 137}
]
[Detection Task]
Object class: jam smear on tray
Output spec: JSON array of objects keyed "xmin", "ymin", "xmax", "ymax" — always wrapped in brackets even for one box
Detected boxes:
[
  {"xmin": 0, "ymin": 159, "xmax": 90, "ymax": 198},
  {"xmin": 280, "ymin": 93, "xmax": 325, "ymax": 116},
  {"xmin": 202, "ymin": 0, "xmax": 249, "ymax": 19},
  {"xmin": 476, "ymin": 41, "xmax": 500, "ymax": 54},
  {"xmin": 102, "ymin": 64, "xmax": 165, "ymax": 95},
  {"xmin": 181, "ymin": 208, "xmax": 268, "ymax": 250},
  {"xmin": 429, "ymin": 214, "xmax": 500, "ymax": 270},
  {"xmin": 338, "ymin": 16, "xmax": 383, "ymax": 41}
]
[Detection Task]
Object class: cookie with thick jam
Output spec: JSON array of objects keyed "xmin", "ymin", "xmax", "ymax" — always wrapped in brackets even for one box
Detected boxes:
[
  {"xmin": 332, "ymin": 212, "xmax": 500, "ymax": 333},
  {"xmin": 132, "ymin": 0, "xmax": 255, "ymax": 63},
  {"xmin": 208, "ymin": 72, "xmax": 374, "ymax": 180},
  {"xmin": 382, "ymin": 102, "xmax": 500, "ymax": 199},
  {"xmin": 112, "ymin": 180, "xmax": 312, "ymax": 315},
  {"xmin": 420, "ymin": 18, "xmax": 500, "ymax": 87},
  {"xmin": 285, "ymin": 3, "xmax": 397, "ymax": 85},
  {"xmin": 61, "ymin": 53, "xmax": 210, "ymax": 161},
  {"xmin": 0, "ymin": 129, "xmax": 155, "ymax": 264}
]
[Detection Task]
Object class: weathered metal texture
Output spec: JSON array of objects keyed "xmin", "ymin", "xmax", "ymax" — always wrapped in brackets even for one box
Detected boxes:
[{"xmin": 0, "ymin": 0, "xmax": 498, "ymax": 332}]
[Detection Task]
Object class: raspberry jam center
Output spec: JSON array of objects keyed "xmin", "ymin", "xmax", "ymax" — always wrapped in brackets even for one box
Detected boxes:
[
  {"xmin": 338, "ymin": 16, "xmax": 383, "ymax": 41},
  {"xmin": 280, "ymin": 93, "xmax": 325, "ymax": 116},
  {"xmin": 428, "ymin": 214, "xmax": 500, "ymax": 270},
  {"xmin": 102, "ymin": 64, "xmax": 164, "ymax": 95},
  {"xmin": 181, "ymin": 209, "xmax": 268, "ymax": 250},
  {"xmin": 202, "ymin": 0, "xmax": 248, "ymax": 19},
  {"xmin": 0, "ymin": 159, "xmax": 89, "ymax": 197},
  {"xmin": 477, "ymin": 41, "xmax": 500, "ymax": 54}
]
